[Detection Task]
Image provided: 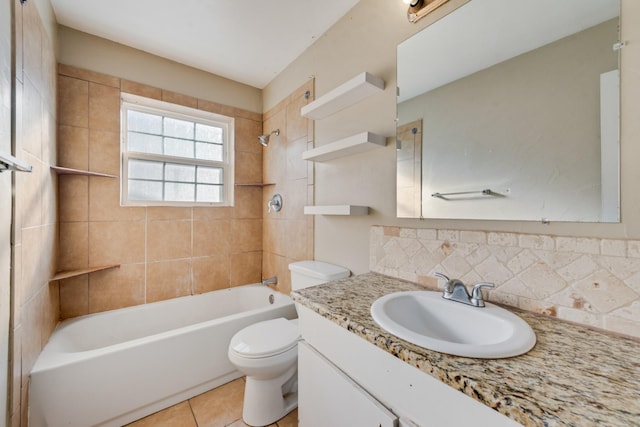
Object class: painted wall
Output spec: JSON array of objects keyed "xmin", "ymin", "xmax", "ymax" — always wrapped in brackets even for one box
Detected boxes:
[
  {"xmin": 57, "ymin": 26, "xmax": 263, "ymax": 114},
  {"xmin": 11, "ymin": 0, "xmax": 60, "ymax": 425},
  {"xmin": 263, "ymin": 0, "xmax": 640, "ymax": 275}
]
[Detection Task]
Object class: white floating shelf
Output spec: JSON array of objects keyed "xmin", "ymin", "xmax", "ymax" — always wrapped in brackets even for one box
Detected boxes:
[
  {"xmin": 303, "ymin": 132, "xmax": 386, "ymax": 162},
  {"xmin": 304, "ymin": 205, "xmax": 369, "ymax": 216},
  {"xmin": 301, "ymin": 72, "xmax": 385, "ymax": 120}
]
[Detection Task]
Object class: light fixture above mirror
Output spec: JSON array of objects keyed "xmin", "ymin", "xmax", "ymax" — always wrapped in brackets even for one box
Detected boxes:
[{"xmin": 403, "ymin": 0, "xmax": 451, "ymax": 23}]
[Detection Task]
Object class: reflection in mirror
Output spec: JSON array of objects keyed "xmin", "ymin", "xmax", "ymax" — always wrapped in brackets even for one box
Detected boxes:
[
  {"xmin": 397, "ymin": 0, "xmax": 620, "ymax": 222},
  {"xmin": 397, "ymin": 120, "xmax": 422, "ymax": 218}
]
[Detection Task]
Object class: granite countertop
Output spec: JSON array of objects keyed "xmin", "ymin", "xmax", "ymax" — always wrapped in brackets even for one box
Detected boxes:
[{"xmin": 291, "ymin": 272, "xmax": 640, "ymax": 427}]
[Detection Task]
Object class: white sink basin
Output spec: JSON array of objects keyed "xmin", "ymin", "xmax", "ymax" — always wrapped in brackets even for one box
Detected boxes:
[{"xmin": 370, "ymin": 291, "xmax": 536, "ymax": 358}]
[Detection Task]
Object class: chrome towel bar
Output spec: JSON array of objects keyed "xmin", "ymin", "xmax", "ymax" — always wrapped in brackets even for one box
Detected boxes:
[{"xmin": 431, "ymin": 188, "xmax": 503, "ymax": 200}]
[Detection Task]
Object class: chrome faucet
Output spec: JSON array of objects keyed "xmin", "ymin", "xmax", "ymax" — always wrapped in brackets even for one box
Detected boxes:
[
  {"xmin": 261, "ymin": 276, "xmax": 278, "ymax": 286},
  {"xmin": 435, "ymin": 273, "xmax": 494, "ymax": 307}
]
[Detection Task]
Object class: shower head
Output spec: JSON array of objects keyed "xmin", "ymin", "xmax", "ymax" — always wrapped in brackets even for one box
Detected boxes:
[{"xmin": 258, "ymin": 129, "xmax": 280, "ymax": 147}]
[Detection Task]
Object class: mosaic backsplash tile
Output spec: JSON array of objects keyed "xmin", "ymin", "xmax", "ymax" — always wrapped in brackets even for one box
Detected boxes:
[{"xmin": 370, "ymin": 226, "xmax": 640, "ymax": 338}]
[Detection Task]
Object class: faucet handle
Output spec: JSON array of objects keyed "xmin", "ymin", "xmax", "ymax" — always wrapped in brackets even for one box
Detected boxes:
[
  {"xmin": 470, "ymin": 282, "xmax": 495, "ymax": 307},
  {"xmin": 434, "ymin": 272, "xmax": 450, "ymax": 282}
]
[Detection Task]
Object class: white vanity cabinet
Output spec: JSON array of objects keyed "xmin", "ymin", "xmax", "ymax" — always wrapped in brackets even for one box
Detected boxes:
[
  {"xmin": 297, "ymin": 305, "xmax": 521, "ymax": 427},
  {"xmin": 298, "ymin": 342, "xmax": 398, "ymax": 427}
]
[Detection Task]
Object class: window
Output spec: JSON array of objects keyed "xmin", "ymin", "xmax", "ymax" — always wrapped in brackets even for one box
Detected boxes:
[{"xmin": 121, "ymin": 93, "xmax": 234, "ymax": 206}]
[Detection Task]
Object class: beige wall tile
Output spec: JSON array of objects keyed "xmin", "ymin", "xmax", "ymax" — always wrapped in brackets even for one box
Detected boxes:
[
  {"xmin": 59, "ymin": 276, "xmax": 89, "ymax": 318},
  {"xmin": 193, "ymin": 219, "xmax": 230, "ymax": 257},
  {"xmin": 147, "ymin": 220, "xmax": 192, "ymax": 262},
  {"xmin": 89, "ymin": 178, "xmax": 145, "ymax": 221},
  {"xmin": 121, "ymin": 79, "xmax": 162, "ymax": 100},
  {"xmin": 193, "ymin": 206, "xmax": 231, "ymax": 220},
  {"xmin": 89, "ymin": 221, "xmax": 145, "ymax": 265},
  {"xmin": 17, "ymin": 153, "xmax": 42, "ymax": 228},
  {"xmin": 58, "ymin": 63, "xmax": 120, "ymax": 88},
  {"xmin": 275, "ymin": 255, "xmax": 293, "ymax": 295},
  {"xmin": 233, "ymin": 186, "xmax": 262, "ymax": 219},
  {"xmin": 89, "ymin": 264, "xmax": 145, "ymax": 312},
  {"xmin": 286, "ymin": 92, "xmax": 309, "ymax": 142},
  {"xmin": 262, "ymin": 218, "xmax": 278, "ymax": 255},
  {"xmin": 21, "ymin": 297, "xmax": 43, "ymax": 380},
  {"xmin": 14, "ymin": 0, "xmax": 23, "ymax": 83},
  {"xmin": 162, "ymin": 90, "xmax": 197, "ymax": 109},
  {"xmin": 89, "ymin": 82, "xmax": 120, "ymax": 131},
  {"xmin": 55, "ymin": 66, "xmax": 280, "ymax": 320},
  {"xmin": 58, "ymin": 75, "xmax": 88, "ymax": 128},
  {"xmin": 231, "ymin": 219, "xmax": 262, "ymax": 253},
  {"xmin": 22, "ymin": 76, "xmax": 42, "ymax": 157},
  {"xmin": 285, "ymin": 220, "xmax": 307, "ymax": 260},
  {"xmin": 146, "ymin": 260, "xmax": 191, "ymax": 303},
  {"xmin": 262, "ymin": 117, "xmax": 286, "ymax": 185},
  {"xmin": 88, "ymin": 129, "xmax": 120, "ymax": 175},
  {"xmin": 282, "ymin": 178, "xmax": 307, "ymax": 220},
  {"xmin": 147, "ymin": 207, "xmax": 192, "ymax": 221},
  {"xmin": 58, "ymin": 125, "xmax": 89, "ymax": 170},
  {"xmin": 11, "ymin": 325, "xmax": 21, "ymax": 421},
  {"xmin": 285, "ymin": 137, "xmax": 307, "ymax": 181},
  {"xmin": 59, "ymin": 221, "xmax": 88, "ymax": 271},
  {"xmin": 42, "ymin": 223, "xmax": 58, "ymax": 280},
  {"xmin": 12, "ymin": 244, "xmax": 22, "ymax": 326},
  {"xmin": 230, "ymin": 252, "xmax": 262, "ymax": 286},
  {"xmin": 235, "ymin": 151, "xmax": 263, "ymax": 184},
  {"xmin": 59, "ymin": 175, "xmax": 88, "ymax": 222},
  {"xmin": 42, "ymin": 37, "xmax": 57, "ymax": 114},
  {"xmin": 21, "ymin": 226, "xmax": 43, "ymax": 303},
  {"xmin": 235, "ymin": 117, "xmax": 263, "ymax": 154},
  {"xmin": 197, "ymin": 98, "xmax": 237, "ymax": 119},
  {"xmin": 193, "ymin": 255, "xmax": 230, "ymax": 294},
  {"xmin": 21, "ymin": 1, "xmax": 42, "ymax": 87}
]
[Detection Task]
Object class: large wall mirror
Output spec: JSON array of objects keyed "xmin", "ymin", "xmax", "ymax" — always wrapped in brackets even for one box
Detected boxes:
[{"xmin": 397, "ymin": 0, "xmax": 621, "ymax": 222}]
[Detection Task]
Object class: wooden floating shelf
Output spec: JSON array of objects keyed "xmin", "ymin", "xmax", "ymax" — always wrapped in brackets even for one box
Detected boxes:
[
  {"xmin": 51, "ymin": 166, "xmax": 117, "ymax": 178},
  {"xmin": 301, "ymin": 72, "xmax": 385, "ymax": 120},
  {"xmin": 304, "ymin": 205, "xmax": 369, "ymax": 216},
  {"xmin": 50, "ymin": 264, "xmax": 121, "ymax": 282},
  {"xmin": 235, "ymin": 183, "xmax": 276, "ymax": 187},
  {"xmin": 303, "ymin": 132, "xmax": 386, "ymax": 162}
]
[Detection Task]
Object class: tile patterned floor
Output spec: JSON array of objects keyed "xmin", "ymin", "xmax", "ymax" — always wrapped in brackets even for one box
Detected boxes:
[{"xmin": 125, "ymin": 378, "xmax": 298, "ymax": 427}]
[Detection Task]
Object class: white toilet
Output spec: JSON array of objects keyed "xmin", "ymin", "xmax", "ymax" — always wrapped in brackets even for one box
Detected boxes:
[{"xmin": 228, "ymin": 260, "xmax": 350, "ymax": 427}]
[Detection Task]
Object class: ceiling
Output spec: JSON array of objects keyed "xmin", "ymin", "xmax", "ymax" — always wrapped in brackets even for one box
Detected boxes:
[{"xmin": 50, "ymin": 0, "xmax": 360, "ymax": 89}]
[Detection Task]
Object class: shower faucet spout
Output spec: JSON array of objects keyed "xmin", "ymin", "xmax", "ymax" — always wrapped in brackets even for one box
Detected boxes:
[{"xmin": 261, "ymin": 276, "xmax": 278, "ymax": 286}]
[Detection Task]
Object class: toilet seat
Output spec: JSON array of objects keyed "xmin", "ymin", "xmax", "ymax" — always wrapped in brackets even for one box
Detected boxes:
[{"xmin": 230, "ymin": 318, "xmax": 300, "ymax": 359}]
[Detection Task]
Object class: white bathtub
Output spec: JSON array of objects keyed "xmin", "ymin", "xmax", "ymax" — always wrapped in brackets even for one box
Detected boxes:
[{"xmin": 29, "ymin": 284, "xmax": 297, "ymax": 427}]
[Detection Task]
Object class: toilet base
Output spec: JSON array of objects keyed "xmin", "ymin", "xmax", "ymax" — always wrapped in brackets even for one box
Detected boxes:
[{"xmin": 242, "ymin": 365, "xmax": 298, "ymax": 427}]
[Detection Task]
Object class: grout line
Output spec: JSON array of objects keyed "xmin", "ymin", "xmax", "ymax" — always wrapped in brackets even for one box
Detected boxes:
[{"xmin": 186, "ymin": 399, "xmax": 200, "ymax": 427}]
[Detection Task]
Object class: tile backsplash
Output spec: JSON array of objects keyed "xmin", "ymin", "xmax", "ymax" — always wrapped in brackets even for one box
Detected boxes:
[{"xmin": 370, "ymin": 226, "xmax": 640, "ymax": 339}]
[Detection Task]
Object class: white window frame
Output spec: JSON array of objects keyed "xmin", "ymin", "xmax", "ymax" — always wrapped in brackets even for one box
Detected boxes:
[{"xmin": 120, "ymin": 93, "xmax": 234, "ymax": 207}]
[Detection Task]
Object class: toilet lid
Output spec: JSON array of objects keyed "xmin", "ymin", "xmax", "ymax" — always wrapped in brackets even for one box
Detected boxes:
[{"xmin": 230, "ymin": 318, "xmax": 300, "ymax": 358}]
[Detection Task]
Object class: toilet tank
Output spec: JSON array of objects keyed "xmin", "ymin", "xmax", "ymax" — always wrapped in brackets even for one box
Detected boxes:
[{"xmin": 288, "ymin": 261, "xmax": 350, "ymax": 291}]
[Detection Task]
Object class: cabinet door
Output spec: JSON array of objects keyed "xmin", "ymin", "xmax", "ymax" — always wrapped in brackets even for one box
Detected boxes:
[{"xmin": 298, "ymin": 341, "xmax": 398, "ymax": 427}]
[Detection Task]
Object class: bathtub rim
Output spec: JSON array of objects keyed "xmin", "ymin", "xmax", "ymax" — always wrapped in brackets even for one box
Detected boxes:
[{"xmin": 31, "ymin": 284, "xmax": 295, "ymax": 373}]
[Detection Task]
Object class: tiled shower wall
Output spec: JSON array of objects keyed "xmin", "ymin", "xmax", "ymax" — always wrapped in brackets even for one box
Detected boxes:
[
  {"xmin": 56, "ymin": 64, "xmax": 265, "ymax": 318},
  {"xmin": 371, "ymin": 226, "xmax": 640, "ymax": 339},
  {"xmin": 12, "ymin": 1, "xmax": 60, "ymax": 426},
  {"xmin": 261, "ymin": 81, "xmax": 315, "ymax": 294}
]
